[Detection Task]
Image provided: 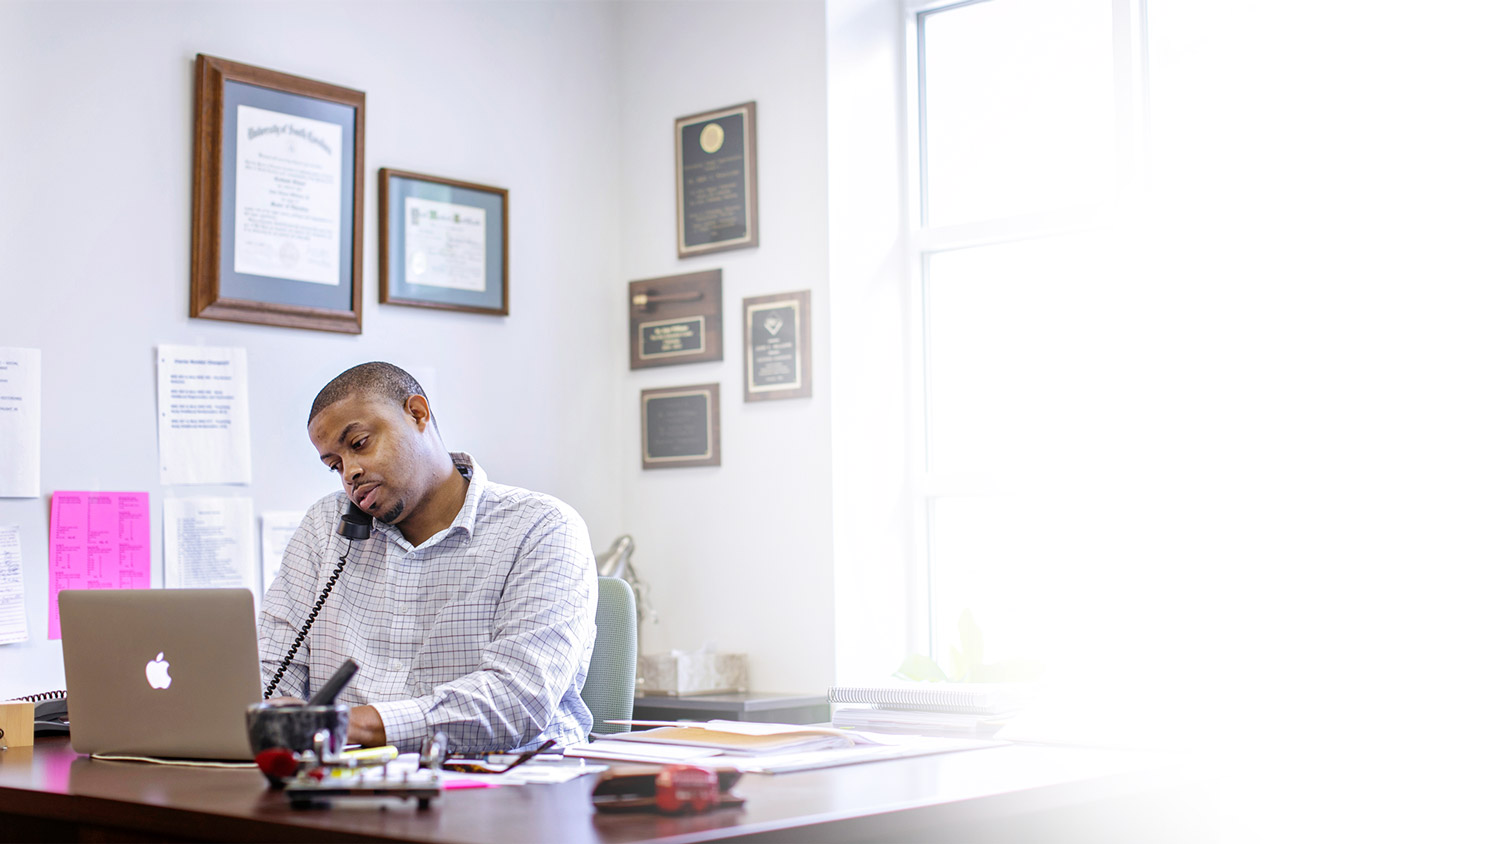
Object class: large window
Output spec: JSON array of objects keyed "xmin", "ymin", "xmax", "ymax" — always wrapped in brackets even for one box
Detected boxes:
[{"xmin": 910, "ymin": 0, "xmax": 1148, "ymax": 679}]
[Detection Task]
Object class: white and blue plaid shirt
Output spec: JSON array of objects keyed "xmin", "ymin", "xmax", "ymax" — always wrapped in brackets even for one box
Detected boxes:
[{"xmin": 258, "ymin": 453, "xmax": 597, "ymax": 753}]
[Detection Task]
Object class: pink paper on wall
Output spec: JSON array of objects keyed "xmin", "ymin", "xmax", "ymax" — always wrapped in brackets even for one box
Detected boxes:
[{"xmin": 47, "ymin": 491, "xmax": 151, "ymax": 639}]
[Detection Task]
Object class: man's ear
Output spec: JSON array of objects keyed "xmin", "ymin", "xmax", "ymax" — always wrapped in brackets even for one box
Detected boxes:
[{"xmin": 405, "ymin": 394, "xmax": 433, "ymax": 432}]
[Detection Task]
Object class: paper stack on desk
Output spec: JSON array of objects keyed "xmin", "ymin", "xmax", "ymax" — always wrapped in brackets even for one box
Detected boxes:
[
  {"xmin": 564, "ymin": 719, "xmax": 1001, "ymax": 773},
  {"xmin": 828, "ymin": 683, "xmax": 1033, "ymax": 737},
  {"xmin": 608, "ymin": 724, "xmax": 855, "ymax": 755}
]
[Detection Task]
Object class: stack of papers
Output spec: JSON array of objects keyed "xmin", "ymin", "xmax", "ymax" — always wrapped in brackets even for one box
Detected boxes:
[
  {"xmin": 562, "ymin": 720, "xmax": 1003, "ymax": 773},
  {"xmin": 828, "ymin": 683, "xmax": 1032, "ymax": 736},
  {"xmin": 608, "ymin": 724, "xmax": 856, "ymax": 755},
  {"xmin": 832, "ymin": 706, "xmax": 1009, "ymax": 736}
]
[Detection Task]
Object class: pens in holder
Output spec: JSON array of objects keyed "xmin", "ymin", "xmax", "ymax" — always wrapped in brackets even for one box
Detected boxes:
[{"xmin": 308, "ymin": 659, "xmax": 359, "ymax": 707}]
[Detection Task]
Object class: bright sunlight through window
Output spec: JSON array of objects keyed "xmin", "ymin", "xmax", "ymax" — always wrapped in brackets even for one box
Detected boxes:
[{"xmin": 913, "ymin": 0, "xmax": 1146, "ymax": 683}]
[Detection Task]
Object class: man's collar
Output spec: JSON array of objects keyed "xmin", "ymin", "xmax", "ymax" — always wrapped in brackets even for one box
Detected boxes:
[
  {"xmin": 370, "ymin": 451, "xmax": 485, "ymax": 548},
  {"xmin": 446, "ymin": 452, "xmax": 484, "ymax": 540}
]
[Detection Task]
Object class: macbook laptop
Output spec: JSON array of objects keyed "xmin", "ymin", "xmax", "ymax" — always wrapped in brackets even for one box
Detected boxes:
[{"xmin": 58, "ymin": 588, "xmax": 262, "ymax": 760}]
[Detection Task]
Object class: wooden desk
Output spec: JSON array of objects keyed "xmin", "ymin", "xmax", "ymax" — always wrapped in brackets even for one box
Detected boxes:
[{"xmin": 0, "ymin": 736, "xmax": 1207, "ymax": 843}]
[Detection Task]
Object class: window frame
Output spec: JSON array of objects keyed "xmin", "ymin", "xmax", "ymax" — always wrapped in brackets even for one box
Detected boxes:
[{"xmin": 902, "ymin": 0, "xmax": 1151, "ymax": 660}]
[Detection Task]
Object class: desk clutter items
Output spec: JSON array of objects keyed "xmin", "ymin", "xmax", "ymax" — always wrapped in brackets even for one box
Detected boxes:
[
  {"xmin": 638, "ymin": 646, "xmax": 747, "ymax": 696},
  {"xmin": 247, "ymin": 658, "xmax": 446, "ymax": 809},
  {"xmin": 255, "ymin": 728, "xmax": 445, "ymax": 810},
  {"xmin": 827, "ymin": 682, "xmax": 1034, "ymax": 737},
  {"xmin": 0, "ymin": 700, "xmax": 35, "ymax": 749},
  {"xmin": 592, "ymin": 764, "xmax": 746, "ymax": 814},
  {"xmin": 247, "ymin": 657, "xmax": 357, "ymax": 761}
]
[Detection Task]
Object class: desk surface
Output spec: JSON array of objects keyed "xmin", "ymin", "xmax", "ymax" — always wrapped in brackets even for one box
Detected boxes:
[{"xmin": 0, "ymin": 736, "xmax": 1203, "ymax": 843}]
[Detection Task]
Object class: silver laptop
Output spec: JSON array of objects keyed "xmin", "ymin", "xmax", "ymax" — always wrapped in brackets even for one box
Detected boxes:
[{"xmin": 59, "ymin": 588, "xmax": 261, "ymax": 760}]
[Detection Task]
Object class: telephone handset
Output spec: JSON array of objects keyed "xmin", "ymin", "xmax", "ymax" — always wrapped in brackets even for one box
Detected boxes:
[
  {"xmin": 9, "ymin": 689, "xmax": 70, "ymax": 735},
  {"xmin": 339, "ymin": 500, "xmax": 373, "ymax": 541},
  {"xmin": 262, "ymin": 500, "xmax": 372, "ymax": 699}
]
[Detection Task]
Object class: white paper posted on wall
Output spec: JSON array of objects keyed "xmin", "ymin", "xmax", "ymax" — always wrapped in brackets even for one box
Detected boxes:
[
  {"xmin": 156, "ymin": 345, "xmax": 252, "ymax": 486},
  {"xmin": 0, "ymin": 348, "xmax": 41, "ymax": 498}
]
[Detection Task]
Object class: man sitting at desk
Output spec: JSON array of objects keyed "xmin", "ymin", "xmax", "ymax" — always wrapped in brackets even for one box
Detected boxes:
[{"xmin": 259, "ymin": 362, "xmax": 597, "ymax": 753}]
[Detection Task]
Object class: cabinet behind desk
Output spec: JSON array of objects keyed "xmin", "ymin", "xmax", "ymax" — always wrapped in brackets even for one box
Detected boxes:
[{"xmin": 0, "ymin": 735, "xmax": 1207, "ymax": 843}]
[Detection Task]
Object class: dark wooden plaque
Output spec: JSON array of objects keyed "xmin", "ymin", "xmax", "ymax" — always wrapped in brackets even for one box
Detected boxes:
[
  {"xmin": 743, "ymin": 290, "xmax": 812, "ymax": 402},
  {"xmin": 629, "ymin": 270, "xmax": 723, "ymax": 369},
  {"xmin": 675, "ymin": 102, "xmax": 758, "ymax": 258},
  {"xmin": 641, "ymin": 384, "xmax": 720, "ymax": 469}
]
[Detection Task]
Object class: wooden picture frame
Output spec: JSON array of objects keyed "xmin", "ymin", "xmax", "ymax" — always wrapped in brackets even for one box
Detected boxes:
[
  {"xmin": 675, "ymin": 102, "xmax": 758, "ymax": 258},
  {"xmin": 190, "ymin": 54, "xmax": 365, "ymax": 334},
  {"xmin": 641, "ymin": 384, "xmax": 721, "ymax": 469},
  {"xmin": 378, "ymin": 169, "xmax": 509, "ymax": 316},
  {"xmin": 743, "ymin": 290, "xmax": 812, "ymax": 401},
  {"xmin": 629, "ymin": 270, "xmax": 723, "ymax": 369}
]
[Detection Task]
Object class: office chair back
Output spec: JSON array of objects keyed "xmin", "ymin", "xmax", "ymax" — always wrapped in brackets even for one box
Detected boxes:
[{"xmin": 581, "ymin": 576, "xmax": 637, "ymax": 736}]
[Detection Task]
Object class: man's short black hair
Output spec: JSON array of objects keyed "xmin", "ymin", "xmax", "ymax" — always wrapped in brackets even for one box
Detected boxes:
[{"xmin": 309, "ymin": 362, "xmax": 428, "ymax": 426}]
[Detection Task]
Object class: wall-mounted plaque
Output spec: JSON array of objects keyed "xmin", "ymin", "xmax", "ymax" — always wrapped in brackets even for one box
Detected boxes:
[
  {"xmin": 744, "ymin": 290, "xmax": 812, "ymax": 402},
  {"xmin": 675, "ymin": 102, "xmax": 758, "ymax": 258},
  {"xmin": 629, "ymin": 270, "xmax": 723, "ymax": 369},
  {"xmin": 641, "ymin": 384, "xmax": 720, "ymax": 469}
]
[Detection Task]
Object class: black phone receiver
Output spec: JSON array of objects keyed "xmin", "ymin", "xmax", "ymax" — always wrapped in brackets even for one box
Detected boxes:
[{"xmin": 338, "ymin": 499, "xmax": 373, "ymax": 540}]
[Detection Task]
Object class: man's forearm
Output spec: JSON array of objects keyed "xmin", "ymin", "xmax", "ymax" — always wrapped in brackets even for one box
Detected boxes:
[{"xmin": 348, "ymin": 704, "xmax": 386, "ymax": 747}]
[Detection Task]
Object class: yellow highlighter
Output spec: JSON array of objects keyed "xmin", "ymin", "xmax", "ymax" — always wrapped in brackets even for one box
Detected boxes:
[{"xmin": 342, "ymin": 745, "xmax": 400, "ymax": 765}]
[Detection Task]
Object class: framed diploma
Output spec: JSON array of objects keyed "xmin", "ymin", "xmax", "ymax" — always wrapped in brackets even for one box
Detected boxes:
[
  {"xmin": 675, "ymin": 102, "xmax": 758, "ymax": 258},
  {"xmin": 743, "ymin": 290, "xmax": 812, "ymax": 402},
  {"xmin": 378, "ymin": 169, "xmax": 509, "ymax": 315},
  {"xmin": 641, "ymin": 384, "xmax": 720, "ymax": 469},
  {"xmin": 629, "ymin": 270, "xmax": 723, "ymax": 369},
  {"xmin": 190, "ymin": 55, "xmax": 365, "ymax": 334}
]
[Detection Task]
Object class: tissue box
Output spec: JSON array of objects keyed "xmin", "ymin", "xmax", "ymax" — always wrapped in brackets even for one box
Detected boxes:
[{"xmin": 637, "ymin": 651, "xmax": 748, "ymax": 696}]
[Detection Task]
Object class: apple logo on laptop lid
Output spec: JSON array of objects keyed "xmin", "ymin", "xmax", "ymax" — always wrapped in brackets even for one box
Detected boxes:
[{"xmin": 145, "ymin": 652, "xmax": 173, "ymax": 690}]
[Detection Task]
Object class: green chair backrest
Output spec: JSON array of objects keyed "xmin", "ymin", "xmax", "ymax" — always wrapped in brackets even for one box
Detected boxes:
[{"xmin": 581, "ymin": 576, "xmax": 638, "ymax": 736}]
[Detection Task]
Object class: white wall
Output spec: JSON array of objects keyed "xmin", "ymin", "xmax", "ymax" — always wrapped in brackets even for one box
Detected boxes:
[
  {"xmin": 0, "ymin": 0, "xmax": 626, "ymax": 699},
  {"xmin": 825, "ymin": 0, "xmax": 910, "ymax": 685},
  {"xmin": 614, "ymin": 1, "xmax": 835, "ymax": 693}
]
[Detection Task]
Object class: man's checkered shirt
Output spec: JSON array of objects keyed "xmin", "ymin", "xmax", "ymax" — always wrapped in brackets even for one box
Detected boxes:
[{"xmin": 258, "ymin": 453, "xmax": 597, "ymax": 753}]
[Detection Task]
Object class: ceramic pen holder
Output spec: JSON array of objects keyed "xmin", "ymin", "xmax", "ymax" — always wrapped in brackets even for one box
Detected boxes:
[{"xmin": 245, "ymin": 702, "xmax": 350, "ymax": 758}]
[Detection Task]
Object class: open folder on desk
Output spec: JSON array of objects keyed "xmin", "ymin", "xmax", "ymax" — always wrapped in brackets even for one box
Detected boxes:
[
  {"xmin": 563, "ymin": 720, "xmax": 1003, "ymax": 773},
  {"xmin": 607, "ymin": 723, "xmax": 857, "ymax": 755}
]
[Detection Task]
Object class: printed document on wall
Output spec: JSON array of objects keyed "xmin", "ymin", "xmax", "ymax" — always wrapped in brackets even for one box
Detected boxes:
[
  {"xmin": 156, "ymin": 345, "xmax": 252, "ymax": 485},
  {"xmin": 0, "ymin": 348, "xmax": 41, "ymax": 498},
  {"xmin": 0, "ymin": 525, "xmax": 28, "ymax": 644},
  {"xmin": 164, "ymin": 497, "xmax": 255, "ymax": 591},
  {"xmin": 260, "ymin": 510, "xmax": 303, "ymax": 595},
  {"xmin": 48, "ymin": 492, "xmax": 151, "ymax": 639}
]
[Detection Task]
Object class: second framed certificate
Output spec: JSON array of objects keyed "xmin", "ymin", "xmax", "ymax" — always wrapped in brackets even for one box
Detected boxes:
[{"xmin": 379, "ymin": 169, "xmax": 509, "ymax": 315}]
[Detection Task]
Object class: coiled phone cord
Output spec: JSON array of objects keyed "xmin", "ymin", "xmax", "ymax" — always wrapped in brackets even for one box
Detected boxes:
[{"xmin": 262, "ymin": 538, "xmax": 353, "ymax": 700}]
